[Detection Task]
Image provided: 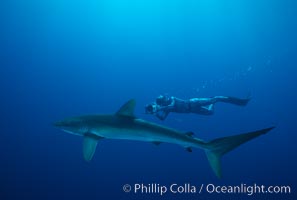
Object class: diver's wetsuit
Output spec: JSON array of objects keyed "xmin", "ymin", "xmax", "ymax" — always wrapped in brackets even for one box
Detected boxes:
[{"xmin": 154, "ymin": 96, "xmax": 250, "ymax": 120}]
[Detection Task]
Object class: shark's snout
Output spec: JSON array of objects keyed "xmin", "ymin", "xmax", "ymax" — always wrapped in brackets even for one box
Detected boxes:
[
  {"xmin": 53, "ymin": 120, "xmax": 67, "ymax": 128},
  {"xmin": 53, "ymin": 121, "xmax": 59, "ymax": 126}
]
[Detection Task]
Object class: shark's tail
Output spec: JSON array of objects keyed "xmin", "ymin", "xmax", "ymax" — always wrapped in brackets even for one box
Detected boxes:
[{"xmin": 203, "ymin": 127, "xmax": 274, "ymax": 178}]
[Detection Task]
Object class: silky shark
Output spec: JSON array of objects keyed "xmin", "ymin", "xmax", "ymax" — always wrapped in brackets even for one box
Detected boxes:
[{"xmin": 54, "ymin": 99, "xmax": 274, "ymax": 178}]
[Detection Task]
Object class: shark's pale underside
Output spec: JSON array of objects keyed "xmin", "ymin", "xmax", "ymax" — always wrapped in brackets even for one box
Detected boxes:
[{"xmin": 54, "ymin": 99, "xmax": 274, "ymax": 178}]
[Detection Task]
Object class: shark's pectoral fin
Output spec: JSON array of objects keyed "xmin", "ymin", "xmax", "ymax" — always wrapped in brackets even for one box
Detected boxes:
[{"xmin": 83, "ymin": 136, "xmax": 102, "ymax": 161}]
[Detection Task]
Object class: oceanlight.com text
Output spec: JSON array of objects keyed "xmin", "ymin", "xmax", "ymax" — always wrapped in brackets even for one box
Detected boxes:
[{"xmin": 123, "ymin": 183, "xmax": 291, "ymax": 196}]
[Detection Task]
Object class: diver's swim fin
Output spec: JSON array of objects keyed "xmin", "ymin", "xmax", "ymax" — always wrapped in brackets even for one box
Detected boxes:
[{"xmin": 221, "ymin": 96, "xmax": 251, "ymax": 106}]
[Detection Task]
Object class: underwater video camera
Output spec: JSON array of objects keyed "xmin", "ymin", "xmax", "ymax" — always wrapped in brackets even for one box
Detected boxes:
[{"xmin": 145, "ymin": 103, "xmax": 158, "ymax": 114}]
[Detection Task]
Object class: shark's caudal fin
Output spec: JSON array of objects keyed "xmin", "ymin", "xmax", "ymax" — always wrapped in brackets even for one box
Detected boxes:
[{"xmin": 204, "ymin": 127, "xmax": 275, "ymax": 178}]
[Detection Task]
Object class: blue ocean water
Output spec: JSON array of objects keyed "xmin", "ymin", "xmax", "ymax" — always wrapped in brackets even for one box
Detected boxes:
[{"xmin": 1, "ymin": 0, "xmax": 296, "ymax": 199}]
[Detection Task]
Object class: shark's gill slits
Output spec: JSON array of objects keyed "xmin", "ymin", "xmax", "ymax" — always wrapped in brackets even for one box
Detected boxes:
[{"xmin": 80, "ymin": 126, "xmax": 88, "ymax": 133}]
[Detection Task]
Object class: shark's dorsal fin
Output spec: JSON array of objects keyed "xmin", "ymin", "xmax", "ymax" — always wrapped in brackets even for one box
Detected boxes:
[{"xmin": 115, "ymin": 99, "xmax": 136, "ymax": 118}]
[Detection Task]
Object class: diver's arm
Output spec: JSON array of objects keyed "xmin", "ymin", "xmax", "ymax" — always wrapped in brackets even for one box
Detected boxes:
[
  {"xmin": 168, "ymin": 97, "xmax": 175, "ymax": 108},
  {"xmin": 154, "ymin": 97, "xmax": 175, "ymax": 120},
  {"xmin": 158, "ymin": 97, "xmax": 175, "ymax": 111}
]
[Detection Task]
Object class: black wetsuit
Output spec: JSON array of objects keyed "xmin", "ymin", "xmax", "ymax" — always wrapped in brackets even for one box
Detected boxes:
[{"xmin": 155, "ymin": 96, "xmax": 250, "ymax": 120}]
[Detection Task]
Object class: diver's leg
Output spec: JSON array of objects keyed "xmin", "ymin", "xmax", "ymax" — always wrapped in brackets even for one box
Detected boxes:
[
  {"xmin": 214, "ymin": 96, "xmax": 250, "ymax": 106},
  {"xmin": 199, "ymin": 104, "xmax": 214, "ymax": 115},
  {"xmin": 189, "ymin": 98, "xmax": 215, "ymax": 115},
  {"xmin": 190, "ymin": 98, "xmax": 216, "ymax": 106},
  {"xmin": 190, "ymin": 98, "xmax": 215, "ymax": 115}
]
